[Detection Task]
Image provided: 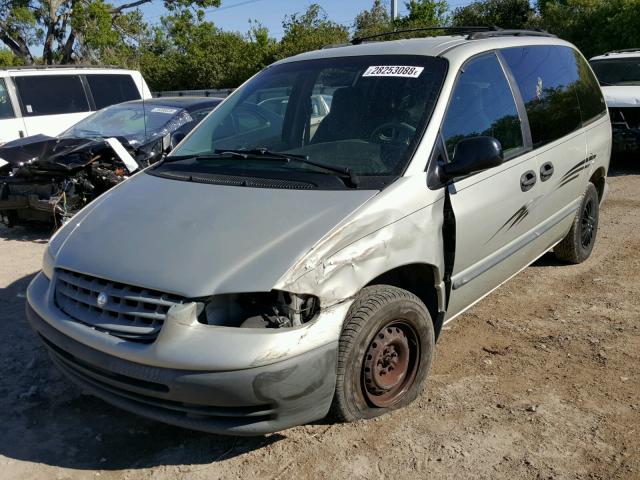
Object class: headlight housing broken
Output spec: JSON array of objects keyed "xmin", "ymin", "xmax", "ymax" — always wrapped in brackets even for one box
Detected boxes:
[{"xmin": 196, "ymin": 291, "xmax": 319, "ymax": 329}]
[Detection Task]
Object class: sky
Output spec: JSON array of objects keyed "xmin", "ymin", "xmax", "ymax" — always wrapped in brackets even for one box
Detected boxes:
[{"xmin": 134, "ymin": 0, "xmax": 480, "ymax": 39}]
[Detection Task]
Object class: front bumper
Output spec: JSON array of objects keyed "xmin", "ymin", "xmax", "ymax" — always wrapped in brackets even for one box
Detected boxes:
[{"xmin": 26, "ymin": 273, "xmax": 346, "ymax": 435}]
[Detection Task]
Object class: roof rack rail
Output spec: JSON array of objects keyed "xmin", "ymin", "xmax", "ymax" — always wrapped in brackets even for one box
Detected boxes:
[
  {"xmin": 603, "ymin": 48, "xmax": 640, "ymax": 56},
  {"xmin": 351, "ymin": 26, "xmax": 493, "ymax": 45},
  {"xmin": 467, "ymin": 28, "xmax": 556, "ymax": 40},
  {"xmin": 351, "ymin": 26, "xmax": 556, "ymax": 45},
  {"xmin": 0, "ymin": 64, "xmax": 124, "ymax": 71}
]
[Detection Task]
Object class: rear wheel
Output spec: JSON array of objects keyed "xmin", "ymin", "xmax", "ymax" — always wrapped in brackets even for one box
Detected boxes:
[
  {"xmin": 332, "ymin": 285, "xmax": 434, "ymax": 422},
  {"xmin": 555, "ymin": 182, "xmax": 599, "ymax": 264}
]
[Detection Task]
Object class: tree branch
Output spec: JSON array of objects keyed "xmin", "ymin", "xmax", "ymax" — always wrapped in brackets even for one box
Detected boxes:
[
  {"xmin": 109, "ymin": 0, "xmax": 152, "ymax": 14},
  {"xmin": 0, "ymin": 22, "xmax": 35, "ymax": 64}
]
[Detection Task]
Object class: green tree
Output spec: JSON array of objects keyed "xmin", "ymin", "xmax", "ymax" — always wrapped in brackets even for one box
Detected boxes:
[
  {"xmin": 539, "ymin": 0, "xmax": 640, "ymax": 57},
  {"xmin": 353, "ymin": 0, "xmax": 392, "ymax": 39},
  {"xmin": 397, "ymin": 0, "xmax": 449, "ymax": 29},
  {"xmin": 0, "ymin": 47, "xmax": 23, "ymax": 66},
  {"xmin": 278, "ymin": 4, "xmax": 349, "ymax": 58},
  {"xmin": 0, "ymin": 0, "xmax": 220, "ymax": 65},
  {"xmin": 451, "ymin": 0, "xmax": 537, "ymax": 29},
  {"xmin": 139, "ymin": 12, "xmax": 277, "ymax": 91}
]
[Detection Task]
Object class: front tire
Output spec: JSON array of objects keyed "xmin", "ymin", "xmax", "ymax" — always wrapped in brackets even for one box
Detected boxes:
[
  {"xmin": 555, "ymin": 182, "xmax": 600, "ymax": 264},
  {"xmin": 332, "ymin": 285, "xmax": 435, "ymax": 422}
]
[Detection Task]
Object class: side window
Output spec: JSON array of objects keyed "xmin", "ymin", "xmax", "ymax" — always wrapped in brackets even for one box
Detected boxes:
[
  {"xmin": 573, "ymin": 51, "xmax": 607, "ymax": 124},
  {"xmin": 86, "ymin": 74, "xmax": 141, "ymax": 110},
  {"xmin": 501, "ymin": 46, "xmax": 582, "ymax": 148},
  {"xmin": 14, "ymin": 75, "xmax": 90, "ymax": 116},
  {"xmin": 0, "ymin": 79, "xmax": 15, "ymax": 119},
  {"xmin": 442, "ymin": 53, "xmax": 524, "ymax": 161}
]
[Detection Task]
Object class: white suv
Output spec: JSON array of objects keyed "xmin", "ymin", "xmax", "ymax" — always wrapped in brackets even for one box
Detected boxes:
[
  {"xmin": 26, "ymin": 29, "xmax": 611, "ymax": 435},
  {"xmin": 590, "ymin": 49, "xmax": 640, "ymax": 154},
  {"xmin": 0, "ymin": 66, "xmax": 151, "ymax": 144}
]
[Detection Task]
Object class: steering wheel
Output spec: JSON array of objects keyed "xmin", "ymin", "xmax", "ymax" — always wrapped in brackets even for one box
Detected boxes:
[{"xmin": 369, "ymin": 122, "xmax": 416, "ymax": 145}]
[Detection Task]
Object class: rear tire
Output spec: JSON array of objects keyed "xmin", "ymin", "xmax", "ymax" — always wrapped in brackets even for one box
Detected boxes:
[
  {"xmin": 331, "ymin": 285, "xmax": 435, "ymax": 422},
  {"xmin": 555, "ymin": 182, "xmax": 599, "ymax": 264}
]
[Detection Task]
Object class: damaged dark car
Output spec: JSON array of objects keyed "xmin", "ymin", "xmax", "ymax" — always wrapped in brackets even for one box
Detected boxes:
[{"xmin": 0, "ymin": 96, "xmax": 221, "ymax": 227}]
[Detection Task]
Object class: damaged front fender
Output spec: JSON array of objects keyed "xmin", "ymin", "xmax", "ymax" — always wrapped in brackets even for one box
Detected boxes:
[{"xmin": 275, "ymin": 175, "xmax": 447, "ymax": 309}]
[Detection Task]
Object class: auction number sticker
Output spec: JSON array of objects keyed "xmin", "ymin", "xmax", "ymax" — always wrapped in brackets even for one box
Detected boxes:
[
  {"xmin": 151, "ymin": 107, "xmax": 178, "ymax": 114},
  {"xmin": 363, "ymin": 66, "xmax": 424, "ymax": 78}
]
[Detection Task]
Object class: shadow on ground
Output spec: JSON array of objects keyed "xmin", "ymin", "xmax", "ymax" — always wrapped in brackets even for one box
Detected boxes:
[
  {"xmin": 0, "ymin": 223, "xmax": 51, "ymax": 244},
  {"xmin": 0, "ymin": 272, "xmax": 284, "ymax": 471}
]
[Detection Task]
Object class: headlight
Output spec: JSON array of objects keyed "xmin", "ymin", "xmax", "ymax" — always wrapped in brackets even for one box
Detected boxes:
[
  {"xmin": 42, "ymin": 248, "xmax": 55, "ymax": 280},
  {"xmin": 197, "ymin": 291, "xmax": 319, "ymax": 329}
]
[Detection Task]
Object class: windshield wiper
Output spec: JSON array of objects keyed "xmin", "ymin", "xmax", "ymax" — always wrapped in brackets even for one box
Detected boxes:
[
  {"xmin": 213, "ymin": 148, "xmax": 360, "ymax": 187},
  {"xmin": 162, "ymin": 151, "xmax": 249, "ymax": 163}
]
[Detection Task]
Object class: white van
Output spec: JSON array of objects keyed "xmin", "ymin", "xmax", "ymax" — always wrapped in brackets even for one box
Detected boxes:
[
  {"xmin": 0, "ymin": 66, "xmax": 151, "ymax": 144},
  {"xmin": 590, "ymin": 49, "xmax": 640, "ymax": 154},
  {"xmin": 27, "ymin": 29, "xmax": 611, "ymax": 435}
]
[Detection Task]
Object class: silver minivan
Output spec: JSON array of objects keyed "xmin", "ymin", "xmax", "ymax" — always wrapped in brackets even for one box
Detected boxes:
[{"xmin": 26, "ymin": 29, "xmax": 611, "ymax": 435}]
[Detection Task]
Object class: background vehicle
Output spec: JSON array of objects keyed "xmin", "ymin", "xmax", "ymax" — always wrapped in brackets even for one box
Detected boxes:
[
  {"xmin": 0, "ymin": 66, "xmax": 152, "ymax": 145},
  {"xmin": 0, "ymin": 97, "xmax": 221, "ymax": 226},
  {"xmin": 26, "ymin": 29, "xmax": 610, "ymax": 436},
  {"xmin": 590, "ymin": 49, "xmax": 640, "ymax": 154}
]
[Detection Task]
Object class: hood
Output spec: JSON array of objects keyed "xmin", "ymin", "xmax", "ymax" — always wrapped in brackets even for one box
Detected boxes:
[
  {"xmin": 0, "ymin": 134, "xmax": 150, "ymax": 173},
  {"xmin": 601, "ymin": 86, "xmax": 640, "ymax": 108},
  {"xmin": 51, "ymin": 172, "xmax": 378, "ymax": 298},
  {"xmin": 0, "ymin": 134, "xmax": 112, "ymax": 170}
]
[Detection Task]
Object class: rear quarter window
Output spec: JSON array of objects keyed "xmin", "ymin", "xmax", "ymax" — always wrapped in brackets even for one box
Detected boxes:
[
  {"xmin": 501, "ymin": 45, "xmax": 582, "ymax": 148},
  {"xmin": 573, "ymin": 52, "xmax": 607, "ymax": 124},
  {"xmin": 14, "ymin": 75, "xmax": 90, "ymax": 116},
  {"xmin": 87, "ymin": 74, "xmax": 141, "ymax": 109}
]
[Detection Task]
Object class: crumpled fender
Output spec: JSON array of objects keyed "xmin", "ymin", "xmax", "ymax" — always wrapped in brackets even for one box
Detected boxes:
[{"xmin": 274, "ymin": 174, "xmax": 446, "ymax": 307}]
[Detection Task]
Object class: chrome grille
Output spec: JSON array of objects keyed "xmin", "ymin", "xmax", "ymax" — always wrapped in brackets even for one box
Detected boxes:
[{"xmin": 54, "ymin": 269, "xmax": 183, "ymax": 342}]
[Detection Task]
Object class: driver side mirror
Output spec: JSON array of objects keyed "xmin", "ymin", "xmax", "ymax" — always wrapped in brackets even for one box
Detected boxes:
[{"xmin": 439, "ymin": 136, "xmax": 503, "ymax": 182}]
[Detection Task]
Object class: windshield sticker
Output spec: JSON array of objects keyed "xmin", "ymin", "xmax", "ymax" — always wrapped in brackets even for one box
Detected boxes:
[
  {"xmin": 151, "ymin": 107, "xmax": 178, "ymax": 114},
  {"xmin": 363, "ymin": 66, "xmax": 424, "ymax": 78}
]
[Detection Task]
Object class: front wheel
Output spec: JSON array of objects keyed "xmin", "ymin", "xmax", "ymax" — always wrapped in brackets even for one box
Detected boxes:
[
  {"xmin": 331, "ymin": 285, "xmax": 435, "ymax": 422},
  {"xmin": 555, "ymin": 182, "xmax": 600, "ymax": 264}
]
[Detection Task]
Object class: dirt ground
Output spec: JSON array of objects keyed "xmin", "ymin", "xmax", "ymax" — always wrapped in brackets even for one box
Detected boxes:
[{"xmin": 1, "ymin": 163, "xmax": 638, "ymax": 480}]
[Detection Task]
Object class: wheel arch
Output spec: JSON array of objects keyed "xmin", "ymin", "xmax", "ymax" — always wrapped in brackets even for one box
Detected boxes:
[
  {"xmin": 589, "ymin": 167, "xmax": 607, "ymax": 202},
  {"xmin": 364, "ymin": 262, "xmax": 445, "ymax": 338}
]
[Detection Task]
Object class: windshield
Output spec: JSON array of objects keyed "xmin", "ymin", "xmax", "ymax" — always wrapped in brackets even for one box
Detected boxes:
[
  {"xmin": 590, "ymin": 58, "xmax": 640, "ymax": 86},
  {"xmin": 61, "ymin": 103, "xmax": 194, "ymax": 145},
  {"xmin": 167, "ymin": 55, "xmax": 447, "ymax": 186}
]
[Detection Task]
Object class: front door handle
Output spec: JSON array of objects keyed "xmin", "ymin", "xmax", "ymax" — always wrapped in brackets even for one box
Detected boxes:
[
  {"xmin": 540, "ymin": 162, "xmax": 554, "ymax": 182},
  {"xmin": 520, "ymin": 170, "xmax": 537, "ymax": 192}
]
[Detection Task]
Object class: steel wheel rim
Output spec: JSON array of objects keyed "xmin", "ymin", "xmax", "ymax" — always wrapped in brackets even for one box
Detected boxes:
[
  {"xmin": 362, "ymin": 321, "xmax": 420, "ymax": 408},
  {"xmin": 580, "ymin": 198, "xmax": 596, "ymax": 248}
]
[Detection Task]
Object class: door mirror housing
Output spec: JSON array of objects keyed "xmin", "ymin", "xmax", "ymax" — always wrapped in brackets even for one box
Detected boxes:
[{"xmin": 439, "ymin": 136, "xmax": 503, "ymax": 182}]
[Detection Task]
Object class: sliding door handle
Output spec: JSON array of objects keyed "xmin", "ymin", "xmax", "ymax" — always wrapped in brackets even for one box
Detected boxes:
[
  {"xmin": 520, "ymin": 170, "xmax": 537, "ymax": 192},
  {"xmin": 540, "ymin": 162, "xmax": 554, "ymax": 181}
]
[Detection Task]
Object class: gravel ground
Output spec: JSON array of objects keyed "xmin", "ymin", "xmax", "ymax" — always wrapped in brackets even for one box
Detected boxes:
[{"xmin": 1, "ymin": 164, "xmax": 638, "ymax": 480}]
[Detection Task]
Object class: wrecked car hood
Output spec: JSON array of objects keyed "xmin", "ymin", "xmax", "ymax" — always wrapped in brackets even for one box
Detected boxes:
[
  {"xmin": 0, "ymin": 134, "xmax": 133, "ymax": 171},
  {"xmin": 51, "ymin": 172, "xmax": 378, "ymax": 298}
]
